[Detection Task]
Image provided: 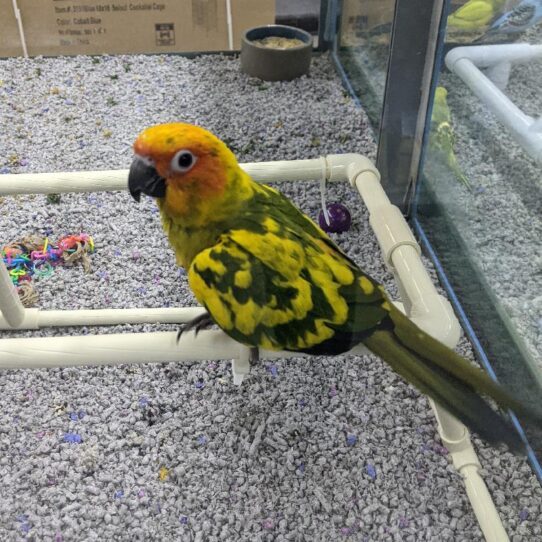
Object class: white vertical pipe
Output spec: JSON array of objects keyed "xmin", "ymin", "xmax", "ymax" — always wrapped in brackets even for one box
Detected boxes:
[
  {"xmin": 0, "ymin": 258, "xmax": 25, "ymax": 327},
  {"xmin": 232, "ymin": 346, "xmax": 251, "ymax": 385},
  {"xmin": 225, "ymin": 0, "xmax": 234, "ymax": 50},
  {"xmin": 484, "ymin": 61, "xmax": 511, "ymax": 91},
  {"xmin": 11, "ymin": 0, "xmax": 28, "ymax": 58}
]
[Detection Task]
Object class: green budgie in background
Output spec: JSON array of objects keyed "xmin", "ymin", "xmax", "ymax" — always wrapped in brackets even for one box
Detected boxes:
[
  {"xmin": 447, "ymin": 0, "xmax": 510, "ymax": 42},
  {"xmin": 448, "ymin": 0, "xmax": 508, "ymax": 31},
  {"xmin": 430, "ymin": 87, "xmax": 472, "ymax": 191}
]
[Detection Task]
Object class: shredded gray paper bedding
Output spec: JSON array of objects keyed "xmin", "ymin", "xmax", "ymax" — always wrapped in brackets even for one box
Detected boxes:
[{"xmin": 0, "ymin": 53, "xmax": 540, "ymax": 541}]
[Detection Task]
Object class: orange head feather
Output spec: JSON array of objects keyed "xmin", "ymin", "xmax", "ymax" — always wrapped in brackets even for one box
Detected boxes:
[{"xmin": 130, "ymin": 123, "xmax": 252, "ymax": 226}]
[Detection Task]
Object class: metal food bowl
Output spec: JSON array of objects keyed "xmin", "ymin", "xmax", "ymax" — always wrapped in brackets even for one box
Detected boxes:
[{"xmin": 240, "ymin": 25, "xmax": 312, "ymax": 81}]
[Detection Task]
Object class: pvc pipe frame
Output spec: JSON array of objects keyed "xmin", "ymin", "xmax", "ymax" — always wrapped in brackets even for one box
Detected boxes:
[
  {"xmin": 446, "ymin": 44, "xmax": 542, "ymax": 165},
  {"xmin": 0, "ymin": 155, "xmax": 506, "ymax": 540}
]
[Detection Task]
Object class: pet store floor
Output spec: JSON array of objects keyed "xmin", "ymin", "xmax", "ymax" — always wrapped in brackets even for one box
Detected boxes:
[{"xmin": 0, "ymin": 53, "xmax": 540, "ymax": 541}]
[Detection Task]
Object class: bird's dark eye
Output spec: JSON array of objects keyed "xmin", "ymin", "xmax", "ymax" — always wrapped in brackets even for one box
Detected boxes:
[
  {"xmin": 177, "ymin": 152, "xmax": 192, "ymax": 168},
  {"xmin": 171, "ymin": 149, "xmax": 197, "ymax": 173}
]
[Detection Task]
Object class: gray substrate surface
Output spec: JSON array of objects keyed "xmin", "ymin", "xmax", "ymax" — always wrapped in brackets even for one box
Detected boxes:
[{"xmin": 0, "ymin": 54, "xmax": 540, "ymax": 541}]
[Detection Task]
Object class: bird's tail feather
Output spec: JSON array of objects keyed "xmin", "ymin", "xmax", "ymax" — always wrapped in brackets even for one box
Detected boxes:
[
  {"xmin": 448, "ymin": 153, "xmax": 472, "ymax": 191},
  {"xmin": 364, "ymin": 307, "xmax": 540, "ymax": 452}
]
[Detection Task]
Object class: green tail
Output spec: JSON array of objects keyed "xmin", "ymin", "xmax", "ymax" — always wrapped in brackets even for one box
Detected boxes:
[
  {"xmin": 447, "ymin": 151, "xmax": 473, "ymax": 191},
  {"xmin": 364, "ymin": 306, "xmax": 539, "ymax": 452}
]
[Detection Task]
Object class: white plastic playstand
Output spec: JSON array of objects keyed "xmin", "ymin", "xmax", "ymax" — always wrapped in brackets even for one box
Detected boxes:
[
  {"xmin": 446, "ymin": 43, "xmax": 542, "ymax": 165},
  {"xmin": 0, "ymin": 154, "xmax": 509, "ymax": 540}
]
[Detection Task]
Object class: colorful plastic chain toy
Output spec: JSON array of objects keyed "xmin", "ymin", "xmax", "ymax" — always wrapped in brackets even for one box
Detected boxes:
[{"xmin": 1, "ymin": 234, "xmax": 95, "ymax": 287}]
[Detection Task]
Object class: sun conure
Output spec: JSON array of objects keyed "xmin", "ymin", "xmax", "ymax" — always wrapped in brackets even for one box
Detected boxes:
[{"xmin": 128, "ymin": 122, "xmax": 539, "ymax": 452}]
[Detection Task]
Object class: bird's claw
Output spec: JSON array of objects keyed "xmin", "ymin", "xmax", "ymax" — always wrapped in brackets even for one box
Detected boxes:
[{"xmin": 176, "ymin": 312, "xmax": 214, "ymax": 343}]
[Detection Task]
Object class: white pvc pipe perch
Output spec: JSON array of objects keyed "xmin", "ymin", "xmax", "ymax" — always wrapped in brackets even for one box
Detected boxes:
[
  {"xmin": 445, "ymin": 44, "xmax": 542, "ymax": 165},
  {"xmin": 0, "ymin": 160, "xmax": 333, "ymax": 195},
  {"xmin": 0, "ymin": 306, "xmax": 209, "ymax": 330},
  {"xmin": 0, "ymin": 330, "xmax": 370, "ymax": 369},
  {"xmin": 0, "ymin": 155, "xmax": 507, "ymax": 540},
  {"xmin": 0, "ymin": 258, "xmax": 26, "ymax": 328}
]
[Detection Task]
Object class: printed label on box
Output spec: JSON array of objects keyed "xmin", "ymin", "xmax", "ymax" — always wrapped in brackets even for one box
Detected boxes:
[{"xmin": 155, "ymin": 23, "xmax": 175, "ymax": 46}]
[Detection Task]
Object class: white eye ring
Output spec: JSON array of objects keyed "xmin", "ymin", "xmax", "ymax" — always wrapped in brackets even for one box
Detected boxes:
[{"xmin": 171, "ymin": 149, "xmax": 197, "ymax": 173}]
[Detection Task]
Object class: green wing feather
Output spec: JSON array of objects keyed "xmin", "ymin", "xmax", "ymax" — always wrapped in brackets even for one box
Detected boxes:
[{"xmin": 188, "ymin": 184, "xmax": 388, "ymax": 352}]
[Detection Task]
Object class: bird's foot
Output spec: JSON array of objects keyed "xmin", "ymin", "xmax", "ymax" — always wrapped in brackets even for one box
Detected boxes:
[{"xmin": 177, "ymin": 312, "xmax": 214, "ymax": 343}]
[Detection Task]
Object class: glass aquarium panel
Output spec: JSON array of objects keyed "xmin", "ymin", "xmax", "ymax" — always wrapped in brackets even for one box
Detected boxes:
[
  {"xmin": 337, "ymin": 0, "xmax": 396, "ymax": 128},
  {"xmin": 416, "ymin": 3, "xmax": 542, "ymax": 454}
]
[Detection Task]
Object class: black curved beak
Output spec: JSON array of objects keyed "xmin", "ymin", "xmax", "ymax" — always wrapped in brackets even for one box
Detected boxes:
[{"xmin": 128, "ymin": 157, "xmax": 167, "ymax": 202}]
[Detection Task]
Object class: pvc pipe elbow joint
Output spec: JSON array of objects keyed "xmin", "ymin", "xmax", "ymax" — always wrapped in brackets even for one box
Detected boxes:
[{"xmin": 325, "ymin": 153, "xmax": 381, "ymax": 187}]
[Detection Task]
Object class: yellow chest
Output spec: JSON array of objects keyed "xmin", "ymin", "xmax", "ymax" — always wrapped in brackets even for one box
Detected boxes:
[{"xmin": 160, "ymin": 211, "xmax": 222, "ymax": 269}]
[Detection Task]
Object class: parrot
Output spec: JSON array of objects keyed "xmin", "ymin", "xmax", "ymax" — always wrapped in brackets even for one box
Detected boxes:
[
  {"xmin": 128, "ymin": 122, "xmax": 540, "ymax": 452},
  {"xmin": 486, "ymin": 0, "xmax": 542, "ymax": 35},
  {"xmin": 429, "ymin": 86, "xmax": 472, "ymax": 191},
  {"xmin": 447, "ymin": 0, "xmax": 508, "ymax": 31}
]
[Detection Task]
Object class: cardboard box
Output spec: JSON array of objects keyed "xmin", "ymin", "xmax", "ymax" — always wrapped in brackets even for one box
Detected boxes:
[
  {"xmin": 1, "ymin": 0, "xmax": 274, "ymax": 57},
  {"xmin": 0, "ymin": 0, "xmax": 25, "ymax": 56}
]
